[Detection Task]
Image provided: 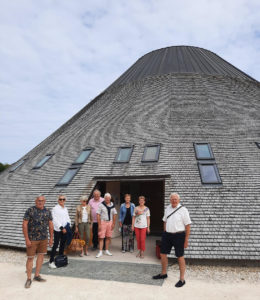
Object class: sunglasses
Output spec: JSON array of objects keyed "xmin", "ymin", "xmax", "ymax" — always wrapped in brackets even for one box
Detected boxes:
[{"xmin": 59, "ymin": 198, "xmax": 66, "ymax": 201}]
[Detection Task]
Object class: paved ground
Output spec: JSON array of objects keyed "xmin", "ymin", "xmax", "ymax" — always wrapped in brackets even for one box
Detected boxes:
[{"xmin": 1, "ymin": 236, "xmax": 260, "ymax": 300}]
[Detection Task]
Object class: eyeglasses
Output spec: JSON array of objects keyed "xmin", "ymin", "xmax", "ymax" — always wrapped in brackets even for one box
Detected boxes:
[{"xmin": 59, "ymin": 198, "xmax": 66, "ymax": 201}]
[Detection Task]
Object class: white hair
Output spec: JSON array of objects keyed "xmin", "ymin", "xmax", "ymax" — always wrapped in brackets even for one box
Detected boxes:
[
  {"xmin": 80, "ymin": 195, "xmax": 88, "ymax": 202},
  {"xmin": 104, "ymin": 193, "xmax": 111, "ymax": 199},
  {"xmin": 170, "ymin": 193, "xmax": 180, "ymax": 200},
  {"xmin": 57, "ymin": 194, "xmax": 67, "ymax": 200},
  {"xmin": 93, "ymin": 189, "xmax": 101, "ymax": 195}
]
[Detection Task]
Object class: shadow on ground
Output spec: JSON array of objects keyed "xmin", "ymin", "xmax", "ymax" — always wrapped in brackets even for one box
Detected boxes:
[{"xmin": 39, "ymin": 259, "xmax": 163, "ymax": 286}]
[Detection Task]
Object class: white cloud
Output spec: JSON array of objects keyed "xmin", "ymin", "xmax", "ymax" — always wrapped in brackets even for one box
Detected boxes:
[{"xmin": 0, "ymin": 0, "xmax": 259, "ymax": 163}]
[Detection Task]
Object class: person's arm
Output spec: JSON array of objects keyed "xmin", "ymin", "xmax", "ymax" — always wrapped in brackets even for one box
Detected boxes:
[
  {"xmin": 163, "ymin": 221, "xmax": 166, "ymax": 232},
  {"xmin": 147, "ymin": 216, "xmax": 150, "ymax": 234},
  {"xmin": 49, "ymin": 220, "xmax": 54, "ymax": 247},
  {"xmin": 89, "ymin": 206, "xmax": 93, "ymax": 225},
  {"xmin": 111, "ymin": 214, "xmax": 116, "ymax": 231},
  {"xmin": 97, "ymin": 214, "xmax": 101, "ymax": 231},
  {"xmin": 75, "ymin": 207, "xmax": 79, "ymax": 233},
  {"xmin": 22, "ymin": 220, "xmax": 31, "ymax": 248},
  {"xmin": 184, "ymin": 224, "xmax": 190, "ymax": 248},
  {"xmin": 119, "ymin": 205, "xmax": 123, "ymax": 227},
  {"xmin": 132, "ymin": 209, "xmax": 136, "ymax": 231},
  {"xmin": 52, "ymin": 207, "xmax": 63, "ymax": 231}
]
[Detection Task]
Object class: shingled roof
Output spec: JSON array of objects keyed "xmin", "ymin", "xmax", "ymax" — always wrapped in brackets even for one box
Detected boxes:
[{"xmin": 0, "ymin": 46, "xmax": 259, "ymax": 260}]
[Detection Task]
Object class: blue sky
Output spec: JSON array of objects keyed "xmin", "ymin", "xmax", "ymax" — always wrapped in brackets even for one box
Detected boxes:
[{"xmin": 0, "ymin": 0, "xmax": 259, "ymax": 164}]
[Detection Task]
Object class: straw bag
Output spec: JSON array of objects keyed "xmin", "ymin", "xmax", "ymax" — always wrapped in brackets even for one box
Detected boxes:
[{"xmin": 66, "ymin": 233, "xmax": 85, "ymax": 253}]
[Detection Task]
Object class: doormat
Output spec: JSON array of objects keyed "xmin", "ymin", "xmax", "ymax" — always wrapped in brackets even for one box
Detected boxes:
[{"xmin": 39, "ymin": 259, "xmax": 164, "ymax": 286}]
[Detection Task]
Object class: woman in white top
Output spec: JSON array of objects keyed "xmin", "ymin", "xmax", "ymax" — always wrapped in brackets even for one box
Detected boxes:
[
  {"xmin": 132, "ymin": 196, "xmax": 150, "ymax": 259},
  {"xmin": 75, "ymin": 195, "xmax": 93, "ymax": 257},
  {"xmin": 49, "ymin": 194, "xmax": 71, "ymax": 269}
]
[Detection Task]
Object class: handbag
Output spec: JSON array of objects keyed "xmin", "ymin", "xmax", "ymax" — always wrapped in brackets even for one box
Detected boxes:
[
  {"xmin": 66, "ymin": 233, "xmax": 85, "ymax": 253},
  {"xmin": 54, "ymin": 254, "xmax": 68, "ymax": 268}
]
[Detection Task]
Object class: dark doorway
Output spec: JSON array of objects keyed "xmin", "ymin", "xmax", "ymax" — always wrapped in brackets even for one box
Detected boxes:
[
  {"xmin": 92, "ymin": 179, "xmax": 165, "ymax": 234},
  {"xmin": 120, "ymin": 181, "xmax": 164, "ymax": 234}
]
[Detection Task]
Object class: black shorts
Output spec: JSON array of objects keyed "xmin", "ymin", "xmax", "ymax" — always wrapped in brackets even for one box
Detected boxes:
[{"xmin": 160, "ymin": 231, "xmax": 185, "ymax": 257}]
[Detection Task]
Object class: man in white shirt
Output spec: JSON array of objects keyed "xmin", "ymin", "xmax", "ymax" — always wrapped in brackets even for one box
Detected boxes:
[
  {"xmin": 96, "ymin": 193, "xmax": 117, "ymax": 258},
  {"xmin": 153, "ymin": 193, "xmax": 191, "ymax": 288},
  {"xmin": 49, "ymin": 194, "xmax": 71, "ymax": 269}
]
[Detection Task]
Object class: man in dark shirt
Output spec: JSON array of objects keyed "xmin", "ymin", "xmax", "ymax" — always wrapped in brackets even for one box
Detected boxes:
[{"xmin": 23, "ymin": 194, "xmax": 53, "ymax": 288}]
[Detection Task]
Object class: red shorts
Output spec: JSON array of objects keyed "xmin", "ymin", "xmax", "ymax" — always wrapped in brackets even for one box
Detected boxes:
[{"xmin": 98, "ymin": 221, "xmax": 113, "ymax": 238}]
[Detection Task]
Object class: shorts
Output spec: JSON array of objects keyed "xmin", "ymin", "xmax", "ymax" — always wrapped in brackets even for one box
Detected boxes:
[
  {"xmin": 160, "ymin": 231, "xmax": 185, "ymax": 257},
  {"xmin": 98, "ymin": 221, "xmax": 113, "ymax": 238},
  {"xmin": 26, "ymin": 239, "xmax": 48, "ymax": 257}
]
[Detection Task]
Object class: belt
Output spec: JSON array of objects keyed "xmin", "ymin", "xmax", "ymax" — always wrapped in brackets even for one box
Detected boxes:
[{"xmin": 166, "ymin": 231, "xmax": 185, "ymax": 235}]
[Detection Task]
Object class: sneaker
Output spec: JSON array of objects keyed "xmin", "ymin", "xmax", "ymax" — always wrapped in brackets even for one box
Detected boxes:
[
  {"xmin": 175, "ymin": 280, "xmax": 186, "ymax": 288},
  {"xmin": 48, "ymin": 262, "xmax": 57, "ymax": 269},
  {"xmin": 105, "ymin": 250, "xmax": 112, "ymax": 256},
  {"xmin": 24, "ymin": 279, "xmax": 32, "ymax": 289},
  {"xmin": 152, "ymin": 273, "xmax": 168, "ymax": 280},
  {"xmin": 84, "ymin": 252, "xmax": 89, "ymax": 256},
  {"xmin": 79, "ymin": 253, "xmax": 84, "ymax": 257},
  {"xmin": 33, "ymin": 275, "xmax": 46, "ymax": 282},
  {"xmin": 122, "ymin": 249, "xmax": 126, "ymax": 253},
  {"xmin": 96, "ymin": 251, "xmax": 103, "ymax": 258}
]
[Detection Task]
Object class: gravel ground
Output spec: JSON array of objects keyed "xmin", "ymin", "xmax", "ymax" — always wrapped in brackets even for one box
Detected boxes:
[{"xmin": 1, "ymin": 247, "xmax": 260, "ymax": 284}]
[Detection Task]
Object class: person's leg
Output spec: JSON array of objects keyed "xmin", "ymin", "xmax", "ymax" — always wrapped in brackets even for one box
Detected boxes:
[
  {"xmin": 92, "ymin": 223, "xmax": 98, "ymax": 248},
  {"xmin": 26, "ymin": 257, "xmax": 34, "ymax": 279},
  {"xmin": 49, "ymin": 231, "xmax": 60, "ymax": 263},
  {"xmin": 140, "ymin": 228, "xmax": 147, "ymax": 258},
  {"xmin": 99, "ymin": 238, "xmax": 104, "ymax": 250},
  {"xmin": 26, "ymin": 242, "xmax": 37, "ymax": 280},
  {"xmin": 122, "ymin": 225, "xmax": 127, "ymax": 251},
  {"xmin": 134, "ymin": 227, "xmax": 141, "ymax": 256},
  {"xmin": 178, "ymin": 256, "xmax": 186, "ymax": 281},
  {"xmin": 34, "ymin": 240, "xmax": 48, "ymax": 279},
  {"xmin": 153, "ymin": 232, "xmax": 172, "ymax": 279},
  {"xmin": 161, "ymin": 254, "xmax": 168, "ymax": 275},
  {"xmin": 85, "ymin": 223, "xmax": 90, "ymax": 254},
  {"xmin": 134, "ymin": 227, "xmax": 140, "ymax": 249},
  {"xmin": 35, "ymin": 254, "xmax": 44, "ymax": 277},
  {"xmin": 78, "ymin": 223, "xmax": 84, "ymax": 255},
  {"xmin": 105, "ymin": 237, "xmax": 111, "ymax": 250},
  {"xmin": 129, "ymin": 225, "xmax": 134, "ymax": 252},
  {"xmin": 59, "ymin": 231, "xmax": 67, "ymax": 255}
]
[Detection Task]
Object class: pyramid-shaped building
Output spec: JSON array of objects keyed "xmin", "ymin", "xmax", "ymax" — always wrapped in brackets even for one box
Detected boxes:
[{"xmin": 0, "ymin": 46, "xmax": 259, "ymax": 260}]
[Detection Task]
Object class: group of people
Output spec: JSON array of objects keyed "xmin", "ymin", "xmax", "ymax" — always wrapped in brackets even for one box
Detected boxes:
[{"xmin": 23, "ymin": 190, "xmax": 191, "ymax": 289}]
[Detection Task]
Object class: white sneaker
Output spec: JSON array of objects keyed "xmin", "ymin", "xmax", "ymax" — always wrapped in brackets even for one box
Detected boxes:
[
  {"xmin": 105, "ymin": 250, "xmax": 112, "ymax": 256},
  {"xmin": 96, "ymin": 251, "xmax": 103, "ymax": 258},
  {"xmin": 49, "ymin": 262, "xmax": 56, "ymax": 269}
]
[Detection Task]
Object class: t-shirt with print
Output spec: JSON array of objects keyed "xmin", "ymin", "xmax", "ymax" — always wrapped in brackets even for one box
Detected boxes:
[
  {"xmin": 134, "ymin": 207, "xmax": 150, "ymax": 228},
  {"xmin": 23, "ymin": 206, "xmax": 52, "ymax": 241}
]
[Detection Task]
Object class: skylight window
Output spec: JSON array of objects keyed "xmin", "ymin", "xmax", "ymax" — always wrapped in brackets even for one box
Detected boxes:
[
  {"xmin": 10, "ymin": 159, "xmax": 26, "ymax": 172},
  {"xmin": 33, "ymin": 154, "xmax": 53, "ymax": 169},
  {"xmin": 198, "ymin": 162, "xmax": 222, "ymax": 184},
  {"xmin": 142, "ymin": 144, "xmax": 160, "ymax": 162},
  {"xmin": 73, "ymin": 148, "xmax": 93, "ymax": 165},
  {"xmin": 56, "ymin": 167, "xmax": 80, "ymax": 186},
  {"xmin": 194, "ymin": 143, "xmax": 214, "ymax": 160},
  {"xmin": 114, "ymin": 146, "xmax": 133, "ymax": 163}
]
